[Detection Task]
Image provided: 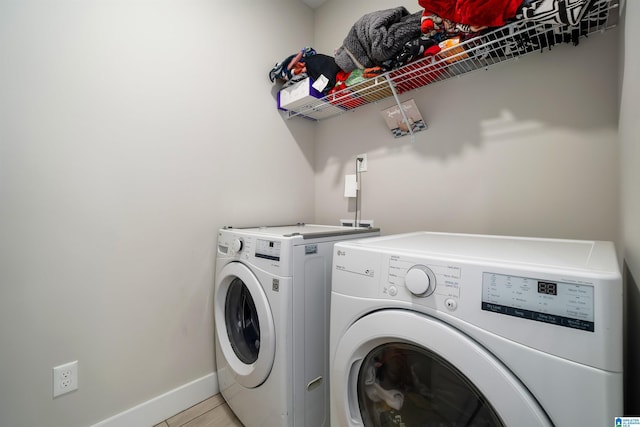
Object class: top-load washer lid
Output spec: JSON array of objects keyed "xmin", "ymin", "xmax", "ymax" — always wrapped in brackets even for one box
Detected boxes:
[
  {"xmin": 227, "ymin": 223, "xmax": 381, "ymax": 239},
  {"xmin": 340, "ymin": 231, "xmax": 618, "ymax": 272}
]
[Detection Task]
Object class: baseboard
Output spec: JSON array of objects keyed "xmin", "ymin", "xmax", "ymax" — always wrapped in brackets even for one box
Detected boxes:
[{"xmin": 91, "ymin": 372, "xmax": 219, "ymax": 427}]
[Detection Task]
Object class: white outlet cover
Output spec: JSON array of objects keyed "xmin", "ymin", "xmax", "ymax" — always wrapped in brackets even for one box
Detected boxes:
[
  {"xmin": 356, "ymin": 154, "xmax": 368, "ymax": 172},
  {"xmin": 53, "ymin": 360, "xmax": 78, "ymax": 397}
]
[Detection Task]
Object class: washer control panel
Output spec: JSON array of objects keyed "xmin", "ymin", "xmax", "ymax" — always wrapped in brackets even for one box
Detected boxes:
[
  {"xmin": 218, "ymin": 234, "xmax": 252, "ymax": 258},
  {"xmin": 384, "ymin": 255, "xmax": 461, "ymax": 311},
  {"xmin": 481, "ymin": 272, "xmax": 595, "ymax": 332},
  {"xmin": 255, "ymin": 239, "xmax": 282, "ymax": 261},
  {"xmin": 218, "ymin": 233, "xmax": 283, "ymax": 262}
]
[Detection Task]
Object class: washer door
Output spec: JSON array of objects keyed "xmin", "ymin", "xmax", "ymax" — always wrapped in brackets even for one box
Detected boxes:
[
  {"xmin": 215, "ymin": 262, "xmax": 276, "ymax": 388},
  {"xmin": 332, "ymin": 310, "xmax": 552, "ymax": 427}
]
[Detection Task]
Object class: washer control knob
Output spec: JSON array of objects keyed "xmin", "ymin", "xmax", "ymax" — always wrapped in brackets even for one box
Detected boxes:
[
  {"xmin": 231, "ymin": 238, "xmax": 244, "ymax": 253},
  {"xmin": 405, "ymin": 265, "xmax": 436, "ymax": 297}
]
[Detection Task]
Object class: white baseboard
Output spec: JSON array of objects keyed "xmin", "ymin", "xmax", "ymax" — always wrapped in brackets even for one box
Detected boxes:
[{"xmin": 91, "ymin": 372, "xmax": 219, "ymax": 427}]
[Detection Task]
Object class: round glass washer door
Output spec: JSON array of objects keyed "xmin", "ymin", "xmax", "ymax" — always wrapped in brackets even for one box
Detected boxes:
[
  {"xmin": 332, "ymin": 310, "xmax": 552, "ymax": 427},
  {"xmin": 215, "ymin": 262, "xmax": 275, "ymax": 388}
]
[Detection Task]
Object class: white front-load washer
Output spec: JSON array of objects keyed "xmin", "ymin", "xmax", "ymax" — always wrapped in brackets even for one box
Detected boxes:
[
  {"xmin": 215, "ymin": 224, "xmax": 380, "ymax": 427},
  {"xmin": 330, "ymin": 232, "xmax": 623, "ymax": 427}
]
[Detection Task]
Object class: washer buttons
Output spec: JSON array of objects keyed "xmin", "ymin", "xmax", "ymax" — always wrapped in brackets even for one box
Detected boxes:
[
  {"xmin": 388, "ymin": 286, "xmax": 398, "ymax": 296},
  {"xmin": 445, "ymin": 298, "xmax": 458, "ymax": 311}
]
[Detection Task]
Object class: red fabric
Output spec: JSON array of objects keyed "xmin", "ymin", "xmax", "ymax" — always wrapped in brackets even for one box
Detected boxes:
[
  {"xmin": 418, "ymin": 0, "xmax": 522, "ymax": 28},
  {"xmin": 328, "ymin": 71, "xmax": 366, "ymax": 110},
  {"xmin": 390, "ymin": 46, "xmax": 443, "ymax": 94}
]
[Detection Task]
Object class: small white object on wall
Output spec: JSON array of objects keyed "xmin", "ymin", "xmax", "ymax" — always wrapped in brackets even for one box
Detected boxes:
[{"xmin": 344, "ymin": 174, "xmax": 357, "ymax": 198}]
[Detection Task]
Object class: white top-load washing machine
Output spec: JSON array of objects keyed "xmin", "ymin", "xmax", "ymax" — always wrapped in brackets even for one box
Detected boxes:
[
  {"xmin": 330, "ymin": 232, "xmax": 622, "ymax": 427},
  {"xmin": 215, "ymin": 224, "xmax": 380, "ymax": 427}
]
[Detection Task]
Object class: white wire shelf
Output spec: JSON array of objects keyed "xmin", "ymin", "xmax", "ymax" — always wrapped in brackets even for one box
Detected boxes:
[{"xmin": 282, "ymin": 0, "xmax": 617, "ymax": 122}]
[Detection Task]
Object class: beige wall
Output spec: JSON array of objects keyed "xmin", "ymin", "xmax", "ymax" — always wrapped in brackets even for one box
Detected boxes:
[
  {"xmin": 0, "ymin": 1, "xmax": 315, "ymax": 426},
  {"xmin": 619, "ymin": 0, "xmax": 640, "ymax": 414},
  {"xmin": 313, "ymin": 1, "xmax": 619, "ymax": 243}
]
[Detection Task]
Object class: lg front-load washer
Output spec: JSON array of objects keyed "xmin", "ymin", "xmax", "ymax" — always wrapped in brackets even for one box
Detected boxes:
[
  {"xmin": 214, "ymin": 224, "xmax": 380, "ymax": 427},
  {"xmin": 330, "ymin": 232, "xmax": 622, "ymax": 427}
]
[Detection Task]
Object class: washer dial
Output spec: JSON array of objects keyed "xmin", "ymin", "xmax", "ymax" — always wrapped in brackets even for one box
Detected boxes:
[
  {"xmin": 405, "ymin": 265, "xmax": 436, "ymax": 297},
  {"xmin": 231, "ymin": 238, "xmax": 244, "ymax": 253}
]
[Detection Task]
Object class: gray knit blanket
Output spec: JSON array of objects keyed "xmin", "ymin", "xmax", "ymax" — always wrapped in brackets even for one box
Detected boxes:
[{"xmin": 335, "ymin": 7, "xmax": 423, "ymax": 72}]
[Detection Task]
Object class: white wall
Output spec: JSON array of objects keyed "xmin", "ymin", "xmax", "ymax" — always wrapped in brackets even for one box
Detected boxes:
[
  {"xmin": 0, "ymin": 1, "xmax": 315, "ymax": 426},
  {"xmin": 313, "ymin": 1, "xmax": 619, "ymax": 243},
  {"xmin": 619, "ymin": 0, "xmax": 640, "ymax": 414}
]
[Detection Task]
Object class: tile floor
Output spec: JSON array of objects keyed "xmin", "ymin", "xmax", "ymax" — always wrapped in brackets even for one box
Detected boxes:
[{"xmin": 154, "ymin": 394, "xmax": 243, "ymax": 427}]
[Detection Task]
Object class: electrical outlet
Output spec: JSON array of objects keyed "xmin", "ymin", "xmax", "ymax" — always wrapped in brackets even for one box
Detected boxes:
[
  {"xmin": 357, "ymin": 154, "xmax": 368, "ymax": 172},
  {"xmin": 53, "ymin": 360, "xmax": 78, "ymax": 398},
  {"xmin": 341, "ymin": 219, "xmax": 374, "ymax": 228}
]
